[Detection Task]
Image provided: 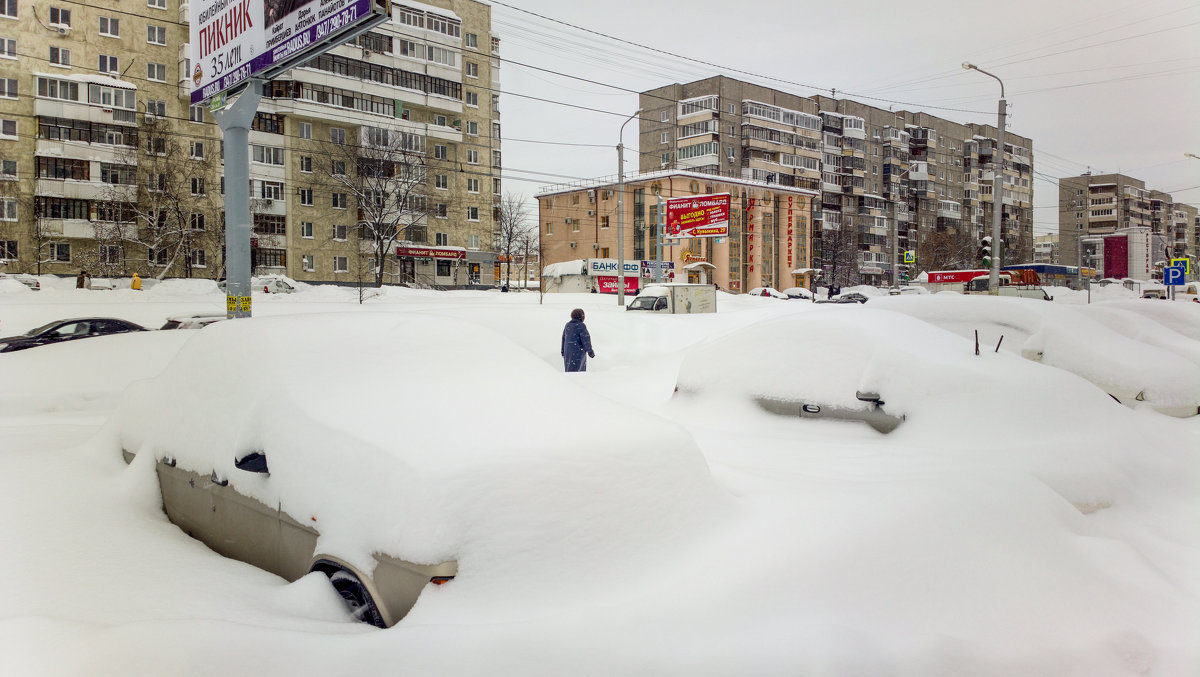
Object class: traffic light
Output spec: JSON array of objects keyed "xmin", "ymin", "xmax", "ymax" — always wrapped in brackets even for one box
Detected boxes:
[{"xmin": 978, "ymin": 236, "xmax": 992, "ymax": 267}]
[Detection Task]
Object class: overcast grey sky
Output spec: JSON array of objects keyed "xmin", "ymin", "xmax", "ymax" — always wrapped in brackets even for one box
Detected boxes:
[{"xmin": 488, "ymin": 0, "xmax": 1200, "ymax": 235}]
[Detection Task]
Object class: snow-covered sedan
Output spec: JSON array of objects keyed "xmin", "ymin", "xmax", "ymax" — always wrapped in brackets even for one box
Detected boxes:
[{"xmin": 113, "ymin": 313, "xmax": 723, "ymax": 627}]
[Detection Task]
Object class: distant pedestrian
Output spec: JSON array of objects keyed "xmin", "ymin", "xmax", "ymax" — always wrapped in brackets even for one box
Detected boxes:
[
  {"xmin": 561, "ymin": 308, "xmax": 595, "ymax": 372},
  {"xmin": 130, "ymin": 273, "xmax": 142, "ymax": 291},
  {"xmin": 76, "ymin": 271, "xmax": 86, "ymax": 289}
]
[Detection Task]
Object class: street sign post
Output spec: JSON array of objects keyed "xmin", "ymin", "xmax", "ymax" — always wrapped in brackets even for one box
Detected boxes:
[{"xmin": 1164, "ymin": 265, "xmax": 1185, "ymax": 286}]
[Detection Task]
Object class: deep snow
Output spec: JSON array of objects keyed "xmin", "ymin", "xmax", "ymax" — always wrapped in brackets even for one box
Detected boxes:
[{"xmin": 1, "ymin": 276, "xmax": 1197, "ymax": 677}]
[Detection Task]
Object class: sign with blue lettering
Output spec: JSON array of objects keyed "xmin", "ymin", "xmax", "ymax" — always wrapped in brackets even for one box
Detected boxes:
[
  {"xmin": 1164, "ymin": 265, "xmax": 1185, "ymax": 286},
  {"xmin": 586, "ymin": 258, "xmax": 641, "ymax": 277}
]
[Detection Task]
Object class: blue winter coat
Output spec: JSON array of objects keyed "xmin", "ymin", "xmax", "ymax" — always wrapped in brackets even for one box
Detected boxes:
[{"xmin": 561, "ymin": 318, "xmax": 595, "ymax": 372}]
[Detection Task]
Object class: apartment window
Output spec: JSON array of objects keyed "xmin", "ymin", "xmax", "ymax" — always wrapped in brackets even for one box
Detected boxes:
[
  {"xmin": 435, "ymin": 115, "xmax": 447, "ymax": 127},
  {"xmin": 332, "ymin": 193, "xmax": 348, "ymax": 209},
  {"xmin": 100, "ymin": 163, "xmax": 134, "ymax": 184},
  {"xmin": 493, "ymin": 177, "xmax": 501, "ymax": 195},
  {"xmin": 189, "ymin": 213, "xmax": 205, "ymax": 230},
  {"xmin": 434, "ymin": 144, "xmax": 447, "ymax": 160},
  {"xmin": 468, "ymin": 234, "xmax": 480, "ymax": 249},
  {"xmin": 571, "ymin": 219, "xmax": 580, "ymax": 232},
  {"xmin": 435, "ymin": 203, "xmax": 447, "ymax": 219},
  {"xmin": 331, "ymin": 160, "xmax": 345, "ymax": 176},
  {"xmin": 147, "ymin": 62, "xmax": 166, "ymax": 82},
  {"xmin": 1, "ymin": 159, "xmax": 16, "ymax": 179},
  {"xmin": 333, "ymin": 256, "xmax": 348, "ymax": 273},
  {"xmin": 465, "ymin": 32, "xmax": 478, "ymax": 48},
  {"xmin": 0, "ymin": 78, "xmax": 16, "ymax": 98},
  {"xmin": 435, "ymin": 232, "xmax": 449, "ymax": 246},
  {"xmin": 728, "ymin": 103, "xmax": 736, "ymax": 114},
  {"xmin": 660, "ymin": 110, "xmax": 668, "ymax": 122},
  {"xmin": 147, "ymin": 25, "xmax": 166, "ymax": 45},
  {"xmin": 492, "ymin": 150, "xmax": 501, "ymax": 168},
  {"xmin": 0, "ymin": 240, "xmax": 16, "ymax": 259},
  {"xmin": 0, "ymin": 0, "xmax": 15, "ymax": 18},
  {"xmin": 298, "ymin": 122, "xmax": 311, "ymax": 139},
  {"xmin": 98, "ymin": 55, "xmax": 118, "ymax": 73},
  {"xmin": 660, "ymin": 131, "xmax": 669, "ymax": 144},
  {"xmin": 99, "ymin": 244, "xmax": 121, "ymax": 265},
  {"xmin": 466, "ymin": 206, "xmax": 479, "ymax": 221},
  {"xmin": 99, "ymin": 17, "xmax": 119, "ymax": 37},
  {"xmin": 300, "ymin": 221, "xmax": 313, "ymax": 238},
  {"xmin": 465, "ymin": 61, "xmax": 478, "ymax": 77},
  {"xmin": 661, "ymin": 153, "xmax": 671, "ymax": 165},
  {"xmin": 466, "ymin": 149, "xmax": 479, "ymax": 164},
  {"xmin": 299, "ymin": 156, "xmax": 312, "ymax": 172},
  {"xmin": 466, "ymin": 121, "xmax": 478, "ymax": 136},
  {"xmin": 189, "ymin": 141, "xmax": 205, "ymax": 158},
  {"xmin": 545, "ymin": 222, "xmax": 553, "ymax": 235},
  {"xmin": 330, "ymin": 127, "xmax": 346, "ymax": 145},
  {"xmin": 1, "ymin": 118, "xmax": 16, "ymax": 139},
  {"xmin": 301, "ymin": 254, "xmax": 314, "ymax": 272},
  {"xmin": 466, "ymin": 177, "xmax": 479, "ymax": 193},
  {"xmin": 0, "ymin": 197, "xmax": 15, "ymax": 220},
  {"xmin": 332, "ymin": 224, "xmax": 348, "ymax": 240},
  {"xmin": 147, "ymin": 136, "xmax": 166, "ymax": 155},
  {"xmin": 50, "ymin": 7, "xmax": 70, "ymax": 26},
  {"xmin": 50, "ymin": 46, "xmax": 70, "ymax": 66},
  {"xmin": 260, "ymin": 181, "xmax": 282, "ymax": 200},
  {"xmin": 190, "ymin": 177, "xmax": 205, "ymax": 195},
  {"xmin": 148, "ymin": 0, "xmax": 166, "ymax": 8},
  {"xmin": 50, "ymin": 243, "xmax": 70, "ymax": 261},
  {"xmin": 0, "ymin": 39, "xmax": 13, "ymax": 59},
  {"xmin": 465, "ymin": 91, "xmax": 478, "ymax": 107},
  {"xmin": 147, "ymin": 173, "xmax": 165, "ymax": 192},
  {"xmin": 252, "ymin": 145, "xmax": 285, "ymax": 165},
  {"xmin": 434, "ymin": 174, "xmax": 448, "ymax": 189},
  {"xmin": 145, "ymin": 99, "xmax": 166, "ymax": 117},
  {"xmin": 299, "ymin": 188, "xmax": 313, "ymax": 205}
]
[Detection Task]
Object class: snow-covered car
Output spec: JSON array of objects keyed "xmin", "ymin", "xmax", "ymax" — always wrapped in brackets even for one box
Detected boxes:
[
  {"xmin": 0, "ymin": 272, "xmax": 40, "ymax": 291},
  {"xmin": 747, "ymin": 287, "xmax": 788, "ymax": 299},
  {"xmin": 88, "ymin": 278, "xmax": 117, "ymax": 291},
  {"xmin": 0, "ymin": 317, "xmax": 146, "ymax": 353},
  {"xmin": 219, "ymin": 276, "xmax": 296, "ymax": 294},
  {"xmin": 159, "ymin": 312, "xmax": 227, "ymax": 330},
  {"xmin": 113, "ymin": 313, "xmax": 722, "ymax": 628},
  {"xmin": 781, "ymin": 287, "xmax": 814, "ymax": 300}
]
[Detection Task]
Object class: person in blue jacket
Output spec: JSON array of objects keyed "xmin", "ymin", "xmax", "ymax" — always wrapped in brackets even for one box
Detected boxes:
[{"xmin": 561, "ymin": 308, "xmax": 595, "ymax": 372}]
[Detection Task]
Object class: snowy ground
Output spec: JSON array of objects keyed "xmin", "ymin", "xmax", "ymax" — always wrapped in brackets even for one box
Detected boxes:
[{"xmin": 1, "ymin": 276, "xmax": 1198, "ymax": 677}]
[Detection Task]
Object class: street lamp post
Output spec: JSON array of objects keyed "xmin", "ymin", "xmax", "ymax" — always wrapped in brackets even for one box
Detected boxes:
[
  {"xmin": 616, "ymin": 109, "xmax": 642, "ymax": 306},
  {"xmin": 962, "ymin": 62, "xmax": 1006, "ymax": 294}
]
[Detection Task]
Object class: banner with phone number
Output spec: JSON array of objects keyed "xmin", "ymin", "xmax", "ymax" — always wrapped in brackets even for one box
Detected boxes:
[{"xmin": 665, "ymin": 193, "xmax": 730, "ymax": 239}]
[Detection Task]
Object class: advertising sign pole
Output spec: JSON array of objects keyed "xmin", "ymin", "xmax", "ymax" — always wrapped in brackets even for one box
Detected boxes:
[{"xmin": 212, "ymin": 80, "xmax": 263, "ymax": 318}]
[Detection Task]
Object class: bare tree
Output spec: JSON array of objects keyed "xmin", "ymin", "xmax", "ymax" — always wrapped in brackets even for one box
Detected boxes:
[
  {"xmin": 494, "ymin": 192, "xmax": 531, "ymax": 290},
  {"xmin": 918, "ymin": 227, "xmax": 978, "ymax": 271},
  {"xmin": 310, "ymin": 125, "xmax": 431, "ymax": 288},
  {"xmin": 817, "ymin": 225, "xmax": 860, "ymax": 288},
  {"xmin": 95, "ymin": 115, "xmax": 222, "ymax": 280}
]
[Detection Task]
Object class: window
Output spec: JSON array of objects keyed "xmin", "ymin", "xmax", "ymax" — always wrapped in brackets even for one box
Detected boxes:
[
  {"xmin": 0, "ymin": 159, "xmax": 14, "ymax": 179},
  {"xmin": 329, "ymin": 127, "xmax": 346, "ymax": 145},
  {"xmin": 468, "ymin": 234, "xmax": 480, "ymax": 249},
  {"xmin": 300, "ymin": 221, "xmax": 313, "ymax": 238},
  {"xmin": 331, "ymin": 160, "xmax": 345, "ymax": 176},
  {"xmin": 100, "ymin": 163, "xmax": 134, "ymax": 184},
  {"xmin": 50, "ymin": 46, "xmax": 70, "ymax": 66},
  {"xmin": 493, "ymin": 177, "xmax": 501, "ymax": 195},
  {"xmin": 332, "ymin": 192, "xmax": 347, "ymax": 209},
  {"xmin": 466, "ymin": 121, "xmax": 478, "ymax": 136},
  {"xmin": 437, "ymin": 260, "xmax": 451, "ymax": 277},
  {"xmin": 1, "ymin": 240, "xmax": 17, "ymax": 259},
  {"xmin": 466, "ymin": 177, "xmax": 479, "ymax": 193},
  {"xmin": 434, "ymin": 144, "xmax": 447, "ymax": 160},
  {"xmin": 661, "ymin": 131, "xmax": 669, "ymax": 144},
  {"xmin": 299, "ymin": 156, "xmax": 312, "ymax": 172},
  {"xmin": 50, "ymin": 243, "xmax": 70, "ymax": 261},
  {"xmin": 434, "ymin": 174, "xmax": 448, "ymax": 190},
  {"xmin": 600, "ymin": 215, "xmax": 609, "ymax": 228},
  {"xmin": 466, "ymin": 206, "xmax": 479, "ymax": 221},
  {"xmin": 465, "ymin": 61, "xmax": 478, "ymax": 78},
  {"xmin": 661, "ymin": 152, "xmax": 671, "ymax": 165},
  {"xmin": 147, "ymin": 173, "xmax": 165, "ymax": 192},
  {"xmin": 148, "ymin": 0, "xmax": 166, "ymax": 8},
  {"xmin": 466, "ymin": 149, "xmax": 479, "ymax": 164},
  {"xmin": 465, "ymin": 91, "xmax": 478, "ymax": 107},
  {"xmin": 145, "ymin": 99, "xmax": 166, "ymax": 117},
  {"xmin": 0, "ymin": 0, "xmax": 15, "ymax": 18},
  {"xmin": 252, "ymin": 145, "xmax": 285, "ymax": 165},
  {"xmin": 302, "ymin": 254, "xmax": 314, "ymax": 272},
  {"xmin": 572, "ymin": 220, "xmax": 580, "ymax": 232},
  {"xmin": 435, "ymin": 232, "xmax": 449, "ymax": 246},
  {"xmin": 190, "ymin": 177, "xmax": 205, "ymax": 195},
  {"xmin": 0, "ymin": 197, "xmax": 15, "ymax": 220},
  {"xmin": 333, "ymin": 256, "xmax": 348, "ymax": 273},
  {"xmin": 465, "ymin": 32, "xmax": 477, "ymax": 48},
  {"xmin": 298, "ymin": 122, "xmax": 311, "ymax": 139},
  {"xmin": 0, "ymin": 78, "xmax": 17, "ymax": 98},
  {"xmin": 99, "ymin": 17, "xmax": 119, "ymax": 37},
  {"xmin": 545, "ymin": 222, "xmax": 553, "ymax": 235},
  {"xmin": 190, "ymin": 141, "xmax": 204, "ymax": 158},
  {"xmin": 187, "ymin": 249, "xmax": 206, "ymax": 267},
  {"xmin": 435, "ymin": 203, "xmax": 447, "ymax": 219},
  {"xmin": 660, "ymin": 110, "xmax": 669, "ymax": 122},
  {"xmin": 260, "ymin": 181, "xmax": 282, "ymax": 200},
  {"xmin": 147, "ymin": 25, "xmax": 166, "ymax": 45},
  {"xmin": 332, "ymin": 224, "xmax": 348, "ymax": 240},
  {"xmin": 98, "ymin": 55, "xmax": 118, "ymax": 74},
  {"xmin": 147, "ymin": 62, "xmax": 166, "ymax": 82},
  {"xmin": 189, "ymin": 213, "xmax": 205, "ymax": 230},
  {"xmin": 147, "ymin": 136, "xmax": 166, "ymax": 155},
  {"xmin": 0, "ymin": 39, "xmax": 13, "ymax": 59},
  {"xmin": 50, "ymin": 7, "xmax": 70, "ymax": 26},
  {"xmin": 299, "ymin": 188, "xmax": 313, "ymax": 205},
  {"xmin": 435, "ymin": 115, "xmax": 447, "ymax": 126}
]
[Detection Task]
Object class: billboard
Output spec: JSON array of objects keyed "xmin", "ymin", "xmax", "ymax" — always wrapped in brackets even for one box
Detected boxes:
[
  {"xmin": 190, "ymin": 0, "xmax": 390, "ymax": 104},
  {"xmin": 586, "ymin": 258, "xmax": 640, "ymax": 277},
  {"xmin": 665, "ymin": 193, "xmax": 730, "ymax": 239}
]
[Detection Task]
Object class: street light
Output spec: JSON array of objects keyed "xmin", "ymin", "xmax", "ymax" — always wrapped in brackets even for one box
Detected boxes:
[
  {"xmin": 962, "ymin": 62, "xmax": 1006, "ymax": 294},
  {"xmin": 616, "ymin": 109, "xmax": 642, "ymax": 306}
]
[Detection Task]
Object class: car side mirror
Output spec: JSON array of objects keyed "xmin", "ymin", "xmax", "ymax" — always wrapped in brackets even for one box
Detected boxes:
[
  {"xmin": 855, "ymin": 391, "xmax": 883, "ymax": 405},
  {"xmin": 235, "ymin": 451, "xmax": 269, "ymax": 474}
]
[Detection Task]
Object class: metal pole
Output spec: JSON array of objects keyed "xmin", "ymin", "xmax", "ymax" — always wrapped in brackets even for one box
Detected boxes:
[
  {"xmin": 212, "ymin": 80, "xmax": 263, "ymax": 318},
  {"xmin": 656, "ymin": 193, "xmax": 665, "ymax": 283},
  {"xmin": 616, "ymin": 109, "xmax": 641, "ymax": 306},
  {"xmin": 963, "ymin": 63, "xmax": 1006, "ymax": 294}
]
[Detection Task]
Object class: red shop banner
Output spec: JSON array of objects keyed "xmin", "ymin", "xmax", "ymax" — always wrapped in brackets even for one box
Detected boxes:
[
  {"xmin": 665, "ymin": 193, "xmax": 730, "ymax": 239},
  {"xmin": 596, "ymin": 276, "xmax": 640, "ymax": 295}
]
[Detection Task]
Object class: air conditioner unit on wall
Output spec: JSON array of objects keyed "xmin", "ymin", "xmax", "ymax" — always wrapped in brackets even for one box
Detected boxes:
[
  {"xmin": 592, "ymin": 243, "xmax": 599, "ymax": 250},
  {"xmin": 570, "ymin": 242, "xmax": 577, "ymax": 248},
  {"xmin": 56, "ymin": 26, "xmax": 70, "ymax": 35},
  {"xmin": 587, "ymin": 210, "xmax": 594, "ymax": 216}
]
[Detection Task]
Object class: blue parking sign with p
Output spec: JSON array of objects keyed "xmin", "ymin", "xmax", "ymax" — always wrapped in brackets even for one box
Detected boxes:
[{"xmin": 1164, "ymin": 266, "xmax": 1185, "ymax": 286}]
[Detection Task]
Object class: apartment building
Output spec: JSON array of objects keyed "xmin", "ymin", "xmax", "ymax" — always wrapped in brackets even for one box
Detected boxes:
[
  {"xmin": 639, "ymin": 76, "xmax": 1035, "ymax": 286},
  {"xmin": 0, "ymin": 0, "xmax": 501, "ymax": 287},
  {"xmin": 1058, "ymin": 173, "xmax": 1196, "ymax": 270},
  {"xmin": 536, "ymin": 171, "xmax": 817, "ymax": 293},
  {"xmin": 1033, "ymin": 234, "xmax": 1058, "ymax": 264}
]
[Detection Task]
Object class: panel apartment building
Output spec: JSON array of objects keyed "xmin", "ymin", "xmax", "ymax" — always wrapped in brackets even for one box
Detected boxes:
[
  {"xmin": 1057, "ymin": 173, "xmax": 1197, "ymax": 273},
  {"xmin": 639, "ymin": 76, "xmax": 1035, "ymax": 286},
  {"xmin": 0, "ymin": 0, "xmax": 502, "ymax": 287}
]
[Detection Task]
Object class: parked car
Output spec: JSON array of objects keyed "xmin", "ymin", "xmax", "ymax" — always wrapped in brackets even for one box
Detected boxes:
[
  {"xmin": 781, "ymin": 287, "xmax": 814, "ymax": 300},
  {"xmin": 160, "ymin": 312, "xmax": 227, "ymax": 330},
  {"xmin": 219, "ymin": 276, "xmax": 296, "ymax": 294},
  {"xmin": 0, "ymin": 318, "xmax": 147, "ymax": 353},
  {"xmin": 88, "ymin": 278, "xmax": 117, "ymax": 291},
  {"xmin": 0, "ymin": 272, "xmax": 40, "ymax": 291},
  {"xmin": 816, "ymin": 293, "xmax": 869, "ymax": 304},
  {"xmin": 747, "ymin": 287, "xmax": 788, "ymax": 299}
]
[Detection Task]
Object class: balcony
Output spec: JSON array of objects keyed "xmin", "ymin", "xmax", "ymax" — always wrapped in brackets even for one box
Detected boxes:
[{"xmin": 36, "ymin": 178, "xmax": 135, "ymax": 202}]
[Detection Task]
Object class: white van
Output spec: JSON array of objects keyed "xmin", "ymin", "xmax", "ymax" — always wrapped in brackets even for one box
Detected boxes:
[{"xmin": 627, "ymin": 283, "xmax": 717, "ymax": 313}]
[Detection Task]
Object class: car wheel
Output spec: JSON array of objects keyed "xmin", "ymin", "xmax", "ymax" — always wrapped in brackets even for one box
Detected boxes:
[{"xmin": 324, "ymin": 568, "xmax": 387, "ymax": 628}]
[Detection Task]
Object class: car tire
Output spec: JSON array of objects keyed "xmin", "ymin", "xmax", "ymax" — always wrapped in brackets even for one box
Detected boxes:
[{"xmin": 324, "ymin": 568, "xmax": 387, "ymax": 628}]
